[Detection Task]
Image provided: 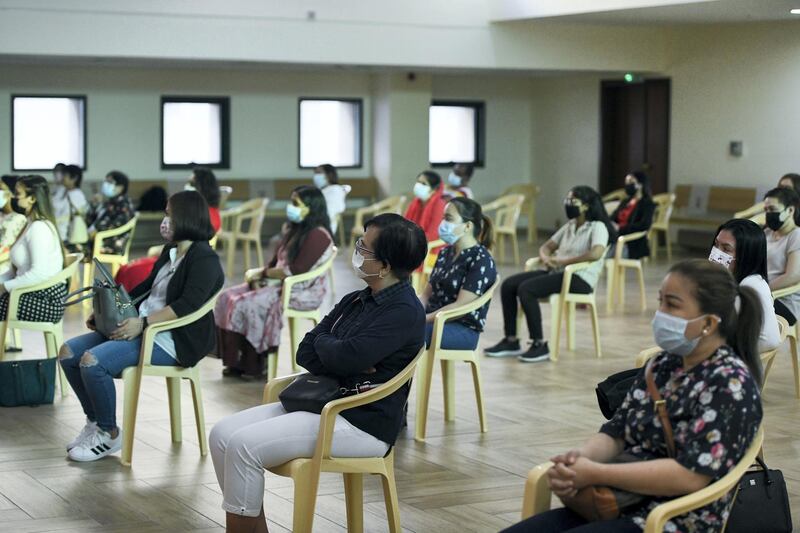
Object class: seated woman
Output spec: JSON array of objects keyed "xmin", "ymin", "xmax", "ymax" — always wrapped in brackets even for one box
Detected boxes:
[
  {"xmin": 313, "ymin": 164, "xmax": 348, "ymax": 235},
  {"xmin": 763, "ymin": 187, "xmax": 800, "ymax": 325},
  {"xmin": 485, "ymin": 186, "xmax": 613, "ymax": 363},
  {"xmin": 51, "ymin": 164, "xmax": 89, "ymax": 246},
  {"xmin": 442, "ymin": 163, "xmax": 474, "ymax": 200},
  {"xmin": 0, "ymin": 175, "xmax": 28, "ymax": 272},
  {"xmin": 0, "ymin": 176, "xmax": 66, "ymax": 322},
  {"xmin": 710, "ymin": 218, "xmax": 781, "ymax": 351},
  {"xmin": 778, "ymin": 172, "xmax": 800, "ymax": 197},
  {"xmin": 501, "ymin": 259, "xmax": 763, "ymax": 533},
  {"xmin": 420, "ymin": 197, "xmax": 497, "ymax": 350},
  {"xmin": 209, "ymin": 213, "xmax": 427, "ymax": 533},
  {"xmin": 85, "ymin": 170, "xmax": 135, "ymax": 256},
  {"xmin": 404, "ymin": 170, "xmax": 447, "ymax": 243},
  {"xmin": 58, "ymin": 191, "xmax": 223, "ymax": 462},
  {"xmin": 215, "ymin": 186, "xmax": 333, "ymax": 378},
  {"xmin": 609, "ymin": 171, "xmax": 655, "ymax": 259}
]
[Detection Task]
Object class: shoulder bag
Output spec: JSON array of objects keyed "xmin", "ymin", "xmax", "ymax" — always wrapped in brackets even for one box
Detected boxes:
[
  {"xmin": 726, "ymin": 457, "xmax": 792, "ymax": 533},
  {"xmin": 0, "ymin": 358, "xmax": 56, "ymax": 407},
  {"xmin": 561, "ymin": 359, "xmax": 674, "ymax": 521},
  {"xmin": 596, "ymin": 367, "xmax": 641, "ymax": 420}
]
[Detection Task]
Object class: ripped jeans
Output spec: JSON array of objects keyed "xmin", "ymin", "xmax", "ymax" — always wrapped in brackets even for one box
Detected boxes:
[{"xmin": 59, "ymin": 332, "xmax": 177, "ymax": 432}]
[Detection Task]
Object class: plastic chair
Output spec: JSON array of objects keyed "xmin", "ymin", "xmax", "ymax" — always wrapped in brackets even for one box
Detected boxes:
[
  {"xmin": 218, "ymin": 185, "xmax": 233, "ymax": 210},
  {"xmin": 415, "ymin": 278, "xmax": 499, "ymax": 441},
  {"xmin": 349, "ymin": 195, "xmax": 407, "ymax": 251},
  {"xmin": 734, "ymin": 201, "xmax": 764, "ymax": 221},
  {"xmin": 245, "ymin": 247, "xmax": 338, "ymax": 380},
  {"xmin": 0, "ymin": 252, "xmax": 83, "ymax": 396},
  {"xmin": 518, "ymin": 254, "xmax": 606, "ymax": 361},
  {"xmin": 502, "ymin": 184, "xmax": 541, "ymax": 244},
  {"xmin": 483, "ymin": 194, "xmax": 525, "ymax": 265},
  {"xmin": 82, "ymin": 215, "xmax": 139, "ymax": 287},
  {"xmin": 219, "ymin": 198, "xmax": 269, "ymax": 276},
  {"xmin": 649, "ymin": 193, "xmax": 676, "ymax": 261},
  {"xmin": 118, "ymin": 289, "xmax": 222, "ymax": 466},
  {"xmin": 604, "ymin": 231, "xmax": 649, "ymax": 313},
  {"xmin": 770, "ymin": 282, "xmax": 800, "ymax": 397},
  {"xmin": 519, "ymin": 427, "xmax": 764, "ymax": 532},
  {"xmin": 411, "ymin": 239, "xmax": 446, "ymax": 295},
  {"xmin": 261, "ymin": 346, "xmax": 425, "ymax": 533},
  {"xmin": 602, "ymin": 188, "xmax": 627, "ymax": 203}
]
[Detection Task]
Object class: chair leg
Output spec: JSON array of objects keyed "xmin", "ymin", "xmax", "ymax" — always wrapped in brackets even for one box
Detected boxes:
[
  {"xmin": 256, "ymin": 238, "xmax": 265, "ymax": 269},
  {"xmin": 605, "ymin": 261, "xmax": 615, "ymax": 313},
  {"xmin": 290, "ymin": 461, "xmax": 321, "ymax": 533},
  {"xmin": 589, "ymin": 302, "xmax": 602, "ymax": 358},
  {"xmin": 48, "ymin": 328, "xmax": 68, "ymax": 397},
  {"xmin": 166, "ymin": 377, "xmax": 182, "ymax": 443},
  {"xmin": 414, "ymin": 350, "xmax": 434, "ymax": 441},
  {"xmin": 0, "ymin": 320, "xmax": 8, "ymax": 361},
  {"xmin": 243, "ymin": 240, "xmax": 252, "ymax": 272},
  {"xmin": 226, "ymin": 240, "xmax": 235, "ymax": 277},
  {"xmin": 789, "ymin": 334, "xmax": 800, "ymax": 399},
  {"xmin": 567, "ymin": 302, "xmax": 576, "ymax": 351},
  {"xmin": 550, "ymin": 296, "xmax": 562, "ymax": 362},
  {"xmin": 636, "ymin": 263, "xmax": 646, "ymax": 312},
  {"xmin": 288, "ymin": 317, "xmax": 299, "ymax": 372},
  {"xmin": 512, "ymin": 232, "xmax": 520, "ymax": 266},
  {"xmin": 469, "ymin": 358, "xmax": 488, "ymax": 433},
  {"xmin": 441, "ymin": 359, "xmax": 455, "ymax": 422},
  {"xmin": 189, "ymin": 374, "xmax": 209, "ymax": 456},
  {"xmin": 665, "ymin": 229, "xmax": 673, "ymax": 261},
  {"xmin": 267, "ymin": 350, "xmax": 278, "ymax": 381},
  {"xmin": 121, "ymin": 370, "xmax": 144, "ymax": 466},
  {"xmin": 516, "ymin": 304, "xmax": 525, "ymax": 341},
  {"xmin": 343, "ymin": 473, "xmax": 364, "ymax": 533},
  {"xmin": 380, "ymin": 454, "xmax": 402, "ymax": 533}
]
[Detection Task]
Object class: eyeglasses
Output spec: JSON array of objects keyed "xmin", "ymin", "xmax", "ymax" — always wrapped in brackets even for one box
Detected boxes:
[{"xmin": 355, "ymin": 238, "xmax": 376, "ymax": 257}]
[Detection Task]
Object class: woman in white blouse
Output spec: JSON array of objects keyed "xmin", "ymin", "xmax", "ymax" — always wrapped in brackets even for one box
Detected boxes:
[
  {"xmin": 0, "ymin": 175, "xmax": 28, "ymax": 267},
  {"xmin": 710, "ymin": 218, "xmax": 781, "ymax": 353},
  {"xmin": 0, "ymin": 175, "xmax": 65, "ymax": 323},
  {"xmin": 312, "ymin": 164, "xmax": 348, "ymax": 235}
]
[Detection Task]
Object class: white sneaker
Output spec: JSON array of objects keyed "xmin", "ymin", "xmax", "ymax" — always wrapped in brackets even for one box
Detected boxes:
[
  {"xmin": 67, "ymin": 428, "xmax": 122, "ymax": 462},
  {"xmin": 66, "ymin": 418, "xmax": 98, "ymax": 451}
]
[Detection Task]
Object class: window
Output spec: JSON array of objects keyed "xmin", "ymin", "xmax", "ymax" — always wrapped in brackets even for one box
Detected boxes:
[
  {"xmin": 428, "ymin": 101, "xmax": 485, "ymax": 166},
  {"xmin": 298, "ymin": 98, "xmax": 362, "ymax": 168},
  {"xmin": 161, "ymin": 97, "xmax": 230, "ymax": 169},
  {"xmin": 12, "ymin": 95, "xmax": 86, "ymax": 171}
]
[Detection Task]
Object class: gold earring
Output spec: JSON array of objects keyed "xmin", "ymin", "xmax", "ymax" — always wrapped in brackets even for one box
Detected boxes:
[{"xmin": 702, "ymin": 328, "xmax": 709, "ymax": 335}]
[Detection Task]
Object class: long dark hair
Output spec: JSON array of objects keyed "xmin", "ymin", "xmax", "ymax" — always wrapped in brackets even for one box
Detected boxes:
[
  {"xmin": 778, "ymin": 173, "xmax": 800, "ymax": 195},
  {"xmin": 192, "ymin": 167, "xmax": 221, "ymax": 208},
  {"xmin": 570, "ymin": 185, "xmax": 616, "ymax": 244},
  {"xmin": 18, "ymin": 175, "xmax": 65, "ymax": 263},
  {"xmin": 420, "ymin": 171, "xmax": 442, "ymax": 190},
  {"xmin": 449, "ymin": 197, "xmax": 494, "ymax": 249},
  {"xmin": 712, "ymin": 219, "xmax": 767, "ymax": 284},
  {"xmin": 317, "ymin": 164, "xmax": 339, "ymax": 185},
  {"xmin": 669, "ymin": 259, "xmax": 763, "ymax": 386},
  {"xmin": 285, "ymin": 185, "xmax": 332, "ymax": 262},
  {"xmin": 629, "ymin": 170, "xmax": 652, "ymax": 197}
]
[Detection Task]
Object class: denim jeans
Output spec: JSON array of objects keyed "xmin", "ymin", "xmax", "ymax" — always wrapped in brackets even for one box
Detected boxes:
[
  {"xmin": 59, "ymin": 332, "xmax": 176, "ymax": 431},
  {"xmin": 425, "ymin": 321, "xmax": 480, "ymax": 350}
]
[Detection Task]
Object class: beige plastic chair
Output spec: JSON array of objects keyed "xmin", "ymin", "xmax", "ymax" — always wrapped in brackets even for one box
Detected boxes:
[
  {"xmin": 412, "ymin": 239, "xmax": 446, "ymax": 295},
  {"xmin": 734, "ymin": 201, "xmax": 765, "ymax": 222},
  {"xmin": 118, "ymin": 289, "xmax": 222, "ymax": 466},
  {"xmin": 519, "ymin": 427, "xmax": 764, "ymax": 532},
  {"xmin": 483, "ymin": 194, "xmax": 525, "ymax": 265},
  {"xmin": 415, "ymin": 278, "xmax": 499, "ymax": 441},
  {"xmin": 261, "ymin": 346, "xmax": 425, "ymax": 533},
  {"xmin": 649, "ymin": 193, "xmax": 676, "ymax": 261},
  {"xmin": 518, "ymin": 254, "xmax": 606, "ymax": 361},
  {"xmin": 602, "ymin": 188, "xmax": 627, "ymax": 203},
  {"xmin": 147, "ymin": 230, "xmax": 221, "ymax": 258},
  {"xmin": 771, "ymin": 283, "xmax": 800, "ymax": 397},
  {"xmin": 245, "ymin": 247, "xmax": 338, "ymax": 380},
  {"xmin": 349, "ymin": 195, "xmax": 407, "ymax": 251},
  {"xmin": 604, "ymin": 231, "xmax": 649, "ymax": 313},
  {"xmin": 0, "ymin": 252, "xmax": 83, "ymax": 395},
  {"xmin": 218, "ymin": 185, "xmax": 233, "ymax": 210},
  {"xmin": 502, "ymin": 184, "xmax": 541, "ymax": 244},
  {"xmin": 219, "ymin": 198, "xmax": 269, "ymax": 276},
  {"xmin": 82, "ymin": 215, "xmax": 139, "ymax": 287}
]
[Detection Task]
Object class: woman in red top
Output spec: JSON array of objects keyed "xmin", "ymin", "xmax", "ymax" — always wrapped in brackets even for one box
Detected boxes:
[
  {"xmin": 404, "ymin": 171, "xmax": 447, "ymax": 242},
  {"xmin": 610, "ymin": 171, "xmax": 656, "ymax": 260}
]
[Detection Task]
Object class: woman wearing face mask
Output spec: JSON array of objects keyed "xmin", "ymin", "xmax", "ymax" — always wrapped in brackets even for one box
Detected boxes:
[
  {"xmin": 502, "ymin": 259, "xmax": 763, "ymax": 533},
  {"xmin": 215, "ymin": 186, "xmax": 334, "ymax": 378},
  {"xmin": 762, "ymin": 187, "xmax": 800, "ymax": 325},
  {"xmin": 0, "ymin": 175, "xmax": 28, "ymax": 272},
  {"xmin": 420, "ymin": 198, "xmax": 497, "ymax": 349},
  {"xmin": 442, "ymin": 163, "xmax": 474, "ymax": 201},
  {"xmin": 85, "ymin": 170, "xmax": 135, "ymax": 256},
  {"xmin": 486, "ymin": 186, "xmax": 614, "ymax": 363},
  {"xmin": 50, "ymin": 164, "xmax": 89, "ymax": 246},
  {"xmin": 609, "ymin": 171, "xmax": 655, "ymax": 259},
  {"xmin": 404, "ymin": 170, "xmax": 447, "ymax": 243},
  {"xmin": 209, "ymin": 213, "xmax": 427, "ymax": 533},
  {"xmin": 312, "ymin": 164, "xmax": 347, "ymax": 235},
  {"xmin": 58, "ymin": 190, "xmax": 223, "ymax": 462},
  {"xmin": 710, "ymin": 219, "xmax": 780, "ymax": 351}
]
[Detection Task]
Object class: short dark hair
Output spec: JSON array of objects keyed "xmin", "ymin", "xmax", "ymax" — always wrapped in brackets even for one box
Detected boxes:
[
  {"xmin": 364, "ymin": 213, "xmax": 426, "ymax": 279},
  {"xmin": 192, "ymin": 167, "xmax": 221, "ymax": 208},
  {"xmin": 713, "ymin": 219, "xmax": 767, "ymax": 284},
  {"xmin": 106, "ymin": 170, "xmax": 129, "ymax": 195},
  {"xmin": 53, "ymin": 163, "xmax": 66, "ymax": 171},
  {"xmin": 629, "ymin": 170, "xmax": 652, "ymax": 197},
  {"xmin": 454, "ymin": 163, "xmax": 474, "ymax": 180},
  {"xmin": 764, "ymin": 186, "xmax": 800, "ymax": 224},
  {"xmin": 64, "ymin": 164, "xmax": 83, "ymax": 187},
  {"xmin": 419, "ymin": 170, "xmax": 442, "ymax": 190},
  {"xmin": 169, "ymin": 190, "xmax": 215, "ymax": 242},
  {"xmin": 317, "ymin": 164, "xmax": 339, "ymax": 185}
]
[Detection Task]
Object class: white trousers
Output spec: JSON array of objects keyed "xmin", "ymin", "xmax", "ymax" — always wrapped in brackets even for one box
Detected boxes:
[{"xmin": 209, "ymin": 402, "xmax": 390, "ymax": 517}]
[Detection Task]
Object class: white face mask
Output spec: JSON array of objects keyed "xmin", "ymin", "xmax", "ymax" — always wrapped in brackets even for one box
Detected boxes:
[
  {"xmin": 651, "ymin": 310, "xmax": 707, "ymax": 357},
  {"xmin": 413, "ymin": 182, "xmax": 432, "ymax": 201},
  {"xmin": 184, "ymin": 183, "xmax": 196, "ymax": 191},
  {"xmin": 708, "ymin": 246, "xmax": 734, "ymax": 269},
  {"xmin": 0, "ymin": 190, "xmax": 7, "ymax": 209},
  {"xmin": 448, "ymin": 172, "xmax": 462, "ymax": 187},
  {"xmin": 101, "ymin": 181, "xmax": 117, "ymax": 198},
  {"xmin": 352, "ymin": 249, "xmax": 380, "ymax": 279},
  {"xmin": 313, "ymin": 173, "xmax": 328, "ymax": 189}
]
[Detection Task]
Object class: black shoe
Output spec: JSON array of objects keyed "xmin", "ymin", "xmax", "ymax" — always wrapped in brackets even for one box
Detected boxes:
[
  {"xmin": 484, "ymin": 338, "xmax": 524, "ymax": 357},
  {"xmin": 518, "ymin": 342, "xmax": 550, "ymax": 363},
  {"xmin": 222, "ymin": 367, "xmax": 243, "ymax": 377}
]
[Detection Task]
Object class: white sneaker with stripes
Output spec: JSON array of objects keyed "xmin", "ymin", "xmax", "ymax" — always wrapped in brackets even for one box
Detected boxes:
[
  {"xmin": 67, "ymin": 428, "xmax": 122, "ymax": 462},
  {"xmin": 66, "ymin": 418, "xmax": 98, "ymax": 451}
]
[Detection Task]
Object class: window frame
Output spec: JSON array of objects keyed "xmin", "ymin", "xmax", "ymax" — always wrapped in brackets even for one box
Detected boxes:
[
  {"xmin": 160, "ymin": 95, "xmax": 231, "ymax": 170},
  {"xmin": 428, "ymin": 99, "xmax": 486, "ymax": 168},
  {"xmin": 297, "ymin": 97, "xmax": 364, "ymax": 170},
  {"xmin": 11, "ymin": 94, "xmax": 88, "ymax": 172}
]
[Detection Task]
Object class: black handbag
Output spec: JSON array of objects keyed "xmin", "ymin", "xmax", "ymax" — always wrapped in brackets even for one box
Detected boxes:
[
  {"xmin": 279, "ymin": 374, "xmax": 347, "ymax": 414},
  {"xmin": 0, "ymin": 358, "xmax": 56, "ymax": 407},
  {"xmin": 595, "ymin": 367, "xmax": 640, "ymax": 420},
  {"xmin": 726, "ymin": 457, "xmax": 792, "ymax": 533}
]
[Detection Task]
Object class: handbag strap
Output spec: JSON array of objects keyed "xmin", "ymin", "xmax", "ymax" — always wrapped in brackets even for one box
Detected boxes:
[
  {"xmin": 645, "ymin": 359, "xmax": 676, "ymax": 458},
  {"xmin": 63, "ymin": 286, "xmax": 95, "ymax": 306}
]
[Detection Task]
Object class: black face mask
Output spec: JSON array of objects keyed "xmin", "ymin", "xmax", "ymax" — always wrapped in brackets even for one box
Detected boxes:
[
  {"xmin": 565, "ymin": 204, "xmax": 581, "ymax": 220},
  {"xmin": 10, "ymin": 198, "xmax": 26, "ymax": 216},
  {"xmin": 624, "ymin": 183, "xmax": 638, "ymax": 197},
  {"xmin": 765, "ymin": 211, "xmax": 787, "ymax": 231}
]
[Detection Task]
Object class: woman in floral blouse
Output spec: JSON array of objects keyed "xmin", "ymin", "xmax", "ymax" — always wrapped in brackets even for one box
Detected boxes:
[
  {"xmin": 85, "ymin": 170, "xmax": 135, "ymax": 256},
  {"xmin": 420, "ymin": 197, "xmax": 497, "ymax": 350},
  {"xmin": 502, "ymin": 259, "xmax": 763, "ymax": 533}
]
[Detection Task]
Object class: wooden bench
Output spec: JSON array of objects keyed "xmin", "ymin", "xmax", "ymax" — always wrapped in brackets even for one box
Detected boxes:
[{"xmin": 670, "ymin": 184, "xmax": 759, "ymax": 249}]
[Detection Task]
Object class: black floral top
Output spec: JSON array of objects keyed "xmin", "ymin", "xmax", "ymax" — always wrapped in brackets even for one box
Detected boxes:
[
  {"xmin": 600, "ymin": 346, "xmax": 762, "ymax": 532},
  {"xmin": 86, "ymin": 194, "xmax": 135, "ymax": 255},
  {"xmin": 426, "ymin": 244, "xmax": 497, "ymax": 332}
]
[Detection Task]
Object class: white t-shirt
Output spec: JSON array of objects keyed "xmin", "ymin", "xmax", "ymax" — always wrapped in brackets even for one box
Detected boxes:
[
  {"xmin": 322, "ymin": 184, "xmax": 348, "ymax": 233},
  {"xmin": 1, "ymin": 220, "xmax": 63, "ymax": 290},
  {"xmin": 52, "ymin": 185, "xmax": 88, "ymax": 240},
  {"xmin": 549, "ymin": 220, "xmax": 610, "ymax": 288},
  {"xmin": 765, "ymin": 227, "xmax": 800, "ymax": 318},
  {"xmin": 740, "ymin": 274, "xmax": 781, "ymax": 352}
]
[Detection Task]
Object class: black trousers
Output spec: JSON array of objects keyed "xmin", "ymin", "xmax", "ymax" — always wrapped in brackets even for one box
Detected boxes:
[
  {"xmin": 500, "ymin": 508, "xmax": 639, "ymax": 533},
  {"xmin": 501, "ymin": 270, "xmax": 592, "ymax": 340},
  {"xmin": 774, "ymin": 299, "xmax": 797, "ymax": 326}
]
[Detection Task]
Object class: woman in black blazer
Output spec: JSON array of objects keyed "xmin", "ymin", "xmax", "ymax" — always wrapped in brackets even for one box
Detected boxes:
[
  {"xmin": 610, "ymin": 171, "xmax": 656, "ymax": 260},
  {"xmin": 58, "ymin": 191, "xmax": 223, "ymax": 463}
]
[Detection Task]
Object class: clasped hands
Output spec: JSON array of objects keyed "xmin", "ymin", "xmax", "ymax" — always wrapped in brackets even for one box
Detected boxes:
[
  {"xmin": 86, "ymin": 313, "xmax": 144, "ymax": 341},
  {"xmin": 538, "ymin": 253, "xmax": 562, "ymax": 270},
  {"xmin": 547, "ymin": 450, "xmax": 598, "ymax": 499}
]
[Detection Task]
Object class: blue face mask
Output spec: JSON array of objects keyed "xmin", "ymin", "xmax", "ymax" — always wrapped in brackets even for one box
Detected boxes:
[
  {"xmin": 286, "ymin": 204, "xmax": 305, "ymax": 223},
  {"xmin": 313, "ymin": 173, "xmax": 328, "ymax": 189},
  {"xmin": 101, "ymin": 181, "xmax": 117, "ymax": 198},
  {"xmin": 448, "ymin": 172, "xmax": 462, "ymax": 187},
  {"xmin": 651, "ymin": 310, "xmax": 707, "ymax": 357},
  {"xmin": 438, "ymin": 220, "xmax": 465, "ymax": 245}
]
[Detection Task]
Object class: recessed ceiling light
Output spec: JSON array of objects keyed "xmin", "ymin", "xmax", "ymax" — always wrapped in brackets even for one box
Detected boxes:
[{"xmin": 791, "ymin": 8, "xmax": 800, "ymax": 14}]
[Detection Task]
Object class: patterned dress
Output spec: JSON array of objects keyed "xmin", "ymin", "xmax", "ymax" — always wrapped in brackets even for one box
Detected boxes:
[
  {"xmin": 85, "ymin": 194, "xmax": 135, "ymax": 255},
  {"xmin": 600, "ymin": 346, "xmax": 762, "ymax": 532}
]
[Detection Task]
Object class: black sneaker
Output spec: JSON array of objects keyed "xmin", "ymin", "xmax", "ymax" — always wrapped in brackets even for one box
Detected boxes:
[
  {"xmin": 484, "ymin": 338, "xmax": 524, "ymax": 357},
  {"xmin": 518, "ymin": 342, "xmax": 550, "ymax": 363}
]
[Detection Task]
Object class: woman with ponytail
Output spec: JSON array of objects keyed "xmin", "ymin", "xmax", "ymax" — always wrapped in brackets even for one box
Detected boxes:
[
  {"xmin": 419, "ymin": 197, "xmax": 497, "ymax": 350},
  {"xmin": 503, "ymin": 259, "xmax": 763, "ymax": 533}
]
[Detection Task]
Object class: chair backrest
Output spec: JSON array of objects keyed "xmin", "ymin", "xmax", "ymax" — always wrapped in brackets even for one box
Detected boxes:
[
  {"xmin": 651, "ymin": 193, "xmax": 676, "ymax": 228},
  {"xmin": 489, "ymin": 194, "xmax": 525, "ymax": 232},
  {"xmin": 428, "ymin": 277, "xmax": 500, "ymax": 351},
  {"xmin": 236, "ymin": 198, "xmax": 269, "ymax": 237},
  {"xmin": 281, "ymin": 246, "xmax": 339, "ymax": 311},
  {"xmin": 634, "ymin": 346, "xmax": 661, "ymax": 368},
  {"xmin": 94, "ymin": 214, "xmax": 139, "ymax": 260},
  {"xmin": 352, "ymin": 195, "xmax": 407, "ymax": 236},
  {"xmin": 602, "ymin": 188, "xmax": 627, "ymax": 203},
  {"xmin": 218, "ymin": 186, "xmax": 233, "ymax": 209}
]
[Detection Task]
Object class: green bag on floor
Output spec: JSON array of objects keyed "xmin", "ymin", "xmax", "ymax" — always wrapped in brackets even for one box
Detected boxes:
[{"xmin": 0, "ymin": 358, "xmax": 56, "ymax": 407}]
